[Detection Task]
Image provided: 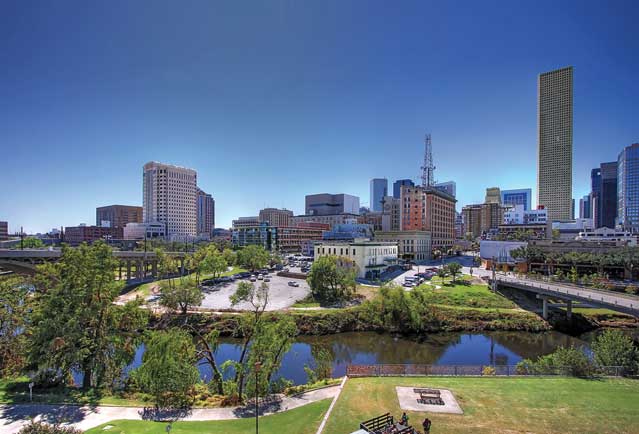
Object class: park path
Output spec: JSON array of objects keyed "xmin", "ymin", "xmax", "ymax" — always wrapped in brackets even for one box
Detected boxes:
[{"xmin": 0, "ymin": 385, "xmax": 340, "ymax": 433}]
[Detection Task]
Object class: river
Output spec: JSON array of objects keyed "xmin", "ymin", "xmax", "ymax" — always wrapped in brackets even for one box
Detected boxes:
[{"xmin": 99, "ymin": 330, "xmax": 621, "ymax": 387}]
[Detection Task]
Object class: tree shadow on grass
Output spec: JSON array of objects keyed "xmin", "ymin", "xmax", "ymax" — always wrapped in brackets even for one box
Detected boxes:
[
  {"xmin": 139, "ymin": 406, "xmax": 192, "ymax": 422},
  {"xmin": 0, "ymin": 403, "xmax": 90, "ymax": 427},
  {"xmin": 232, "ymin": 395, "xmax": 283, "ymax": 418}
]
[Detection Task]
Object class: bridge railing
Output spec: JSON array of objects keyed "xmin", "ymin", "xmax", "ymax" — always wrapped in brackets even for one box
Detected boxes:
[
  {"xmin": 346, "ymin": 364, "xmax": 630, "ymax": 378},
  {"xmin": 496, "ymin": 273, "xmax": 639, "ymax": 303}
]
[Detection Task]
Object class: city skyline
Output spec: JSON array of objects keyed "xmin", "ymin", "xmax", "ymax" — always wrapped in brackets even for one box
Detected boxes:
[{"xmin": 1, "ymin": 1, "xmax": 638, "ymax": 233}]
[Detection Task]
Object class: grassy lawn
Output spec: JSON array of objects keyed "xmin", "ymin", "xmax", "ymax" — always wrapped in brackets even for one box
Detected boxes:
[
  {"xmin": 323, "ymin": 377, "xmax": 639, "ymax": 434},
  {"xmin": 85, "ymin": 398, "xmax": 331, "ymax": 434},
  {"xmin": 416, "ymin": 278, "xmax": 517, "ymax": 309}
]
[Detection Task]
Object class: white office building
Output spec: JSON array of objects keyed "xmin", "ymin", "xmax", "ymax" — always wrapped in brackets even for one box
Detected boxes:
[
  {"xmin": 314, "ymin": 241, "xmax": 398, "ymax": 279},
  {"xmin": 143, "ymin": 161, "xmax": 198, "ymax": 237},
  {"xmin": 503, "ymin": 205, "xmax": 548, "ymax": 225},
  {"xmin": 123, "ymin": 222, "xmax": 166, "ymax": 240},
  {"xmin": 576, "ymin": 227, "xmax": 637, "ymax": 246}
]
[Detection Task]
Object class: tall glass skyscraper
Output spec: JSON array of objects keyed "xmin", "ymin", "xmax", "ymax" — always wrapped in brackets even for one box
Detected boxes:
[
  {"xmin": 369, "ymin": 178, "xmax": 388, "ymax": 212},
  {"xmin": 617, "ymin": 143, "xmax": 639, "ymax": 232}
]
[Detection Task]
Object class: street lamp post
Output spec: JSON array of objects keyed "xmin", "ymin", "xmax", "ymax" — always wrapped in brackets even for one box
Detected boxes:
[{"xmin": 254, "ymin": 361, "xmax": 261, "ymax": 434}]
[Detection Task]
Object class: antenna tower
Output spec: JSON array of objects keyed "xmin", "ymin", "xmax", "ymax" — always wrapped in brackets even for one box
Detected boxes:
[{"xmin": 421, "ymin": 133, "xmax": 436, "ymax": 188}]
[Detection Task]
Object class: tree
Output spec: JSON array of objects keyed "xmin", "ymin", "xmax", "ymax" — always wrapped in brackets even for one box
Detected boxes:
[
  {"xmin": 199, "ymin": 245, "xmax": 228, "ymax": 279},
  {"xmin": 222, "ymin": 248, "xmax": 237, "ymax": 268},
  {"xmin": 445, "ymin": 262, "xmax": 462, "ymax": 283},
  {"xmin": 236, "ymin": 245, "xmax": 270, "ymax": 271},
  {"xmin": 228, "ymin": 281, "xmax": 270, "ymax": 402},
  {"xmin": 591, "ymin": 329, "xmax": 637, "ymax": 374},
  {"xmin": 306, "ymin": 256, "xmax": 357, "ymax": 304},
  {"xmin": 134, "ymin": 329, "xmax": 200, "ymax": 408},
  {"xmin": 436, "ymin": 267, "xmax": 448, "ymax": 281},
  {"xmin": 0, "ymin": 275, "xmax": 30, "ymax": 376},
  {"xmin": 29, "ymin": 242, "xmax": 148, "ymax": 389},
  {"xmin": 21, "ymin": 237, "xmax": 45, "ymax": 249},
  {"xmin": 159, "ymin": 279, "xmax": 204, "ymax": 315},
  {"xmin": 193, "ymin": 328, "xmax": 224, "ymax": 395}
]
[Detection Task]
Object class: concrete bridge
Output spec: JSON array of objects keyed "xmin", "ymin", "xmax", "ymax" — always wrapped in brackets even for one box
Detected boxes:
[
  {"xmin": 493, "ymin": 274, "xmax": 639, "ymax": 319},
  {"xmin": 0, "ymin": 249, "xmax": 187, "ymax": 282}
]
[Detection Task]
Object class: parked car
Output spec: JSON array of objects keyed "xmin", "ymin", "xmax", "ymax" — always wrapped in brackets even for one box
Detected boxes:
[
  {"xmin": 250, "ymin": 277, "xmax": 256, "ymax": 282},
  {"xmin": 288, "ymin": 281, "xmax": 299, "ymax": 287},
  {"xmin": 264, "ymin": 277, "xmax": 270, "ymax": 282},
  {"xmin": 257, "ymin": 274, "xmax": 264, "ymax": 280}
]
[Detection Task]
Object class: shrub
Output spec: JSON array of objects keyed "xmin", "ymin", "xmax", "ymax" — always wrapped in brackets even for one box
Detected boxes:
[
  {"xmin": 19, "ymin": 421, "xmax": 83, "ymax": 434},
  {"xmin": 591, "ymin": 329, "xmax": 638, "ymax": 375},
  {"xmin": 482, "ymin": 365, "xmax": 496, "ymax": 376},
  {"xmin": 520, "ymin": 346, "xmax": 595, "ymax": 377}
]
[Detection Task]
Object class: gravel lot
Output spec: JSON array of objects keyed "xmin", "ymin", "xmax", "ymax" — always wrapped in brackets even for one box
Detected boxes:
[{"xmin": 200, "ymin": 273, "xmax": 311, "ymax": 311}]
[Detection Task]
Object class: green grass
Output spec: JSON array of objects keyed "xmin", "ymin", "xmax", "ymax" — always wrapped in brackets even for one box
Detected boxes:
[
  {"xmin": 323, "ymin": 377, "xmax": 639, "ymax": 434},
  {"xmin": 416, "ymin": 279, "xmax": 517, "ymax": 309},
  {"xmin": 85, "ymin": 398, "xmax": 332, "ymax": 434}
]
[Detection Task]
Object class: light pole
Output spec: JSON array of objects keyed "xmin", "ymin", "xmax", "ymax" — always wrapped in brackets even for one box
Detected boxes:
[{"xmin": 254, "ymin": 361, "xmax": 261, "ymax": 434}]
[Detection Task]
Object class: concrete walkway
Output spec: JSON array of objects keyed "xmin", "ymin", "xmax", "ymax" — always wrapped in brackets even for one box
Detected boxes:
[{"xmin": 0, "ymin": 385, "xmax": 340, "ymax": 433}]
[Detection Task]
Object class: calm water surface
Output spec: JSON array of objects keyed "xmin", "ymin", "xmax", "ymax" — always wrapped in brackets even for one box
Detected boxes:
[{"xmin": 106, "ymin": 330, "xmax": 596, "ymax": 386}]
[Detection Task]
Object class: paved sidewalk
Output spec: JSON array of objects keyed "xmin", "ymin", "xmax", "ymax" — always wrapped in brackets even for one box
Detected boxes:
[{"xmin": 0, "ymin": 385, "xmax": 340, "ymax": 433}]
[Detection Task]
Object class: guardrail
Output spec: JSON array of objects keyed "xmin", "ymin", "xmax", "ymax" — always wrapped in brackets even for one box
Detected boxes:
[{"xmin": 346, "ymin": 364, "xmax": 628, "ymax": 377}]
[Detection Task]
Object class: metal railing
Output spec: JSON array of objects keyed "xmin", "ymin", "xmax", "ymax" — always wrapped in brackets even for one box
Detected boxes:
[{"xmin": 346, "ymin": 364, "xmax": 629, "ymax": 378}]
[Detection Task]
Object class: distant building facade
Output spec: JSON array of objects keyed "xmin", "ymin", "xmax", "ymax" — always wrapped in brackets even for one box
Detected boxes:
[
  {"xmin": 96, "ymin": 205, "xmax": 143, "ymax": 229},
  {"xmin": 123, "ymin": 222, "xmax": 166, "ymax": 240},
  {"xmin": 369, "ymin": 178, "xmax": 388, "ymax": 212},
  {"xmin": 399, "ymin": 185, "xmax": 455, "ymax": 251},
  {"xmin": 485, "ymin": 187, "xmax": 502, "ymax": 204},
  {"xmin": 143, "ymin": 161, "xmax": 197, "ymax": 237},
  {"xmin": 374, "ymin": 230, "xmax": 432, "ymax": 262},
  {"xmin": 576, "ymin": 227, "xmax": 637, "ymax": 246},
  {"xmin": 305, "ymin": 193, "xmax": 359, "ymax": 216},
  {"xmin": 314, "ymin": 241, "xmax": 398, "ymax": 279},
  {"xmin": 232, "ymin": 216, "xmax": 260, "ymax": 228},
  {"xmin": 393, "ymin": 179, "xmax": 414, "ymax": 199},
  {"xmin": 434, "ymin": 181, "xmax": 456, "ymax": 198},
  {"xmin": 0, "ymin": 221, "xmax": 7, "ymax": 240},
  {"xmin": 381, "ymin": 196, "xmax": 401, "ymax": 231},
  {"xmin": 258, "ymin": 208, "xmax": 293, "ymax": 227},
  {"xmin": 579, "ymin": 195, "xmax": 591, "ymax": 219},
  {"xmin": 196, "ymin": 188, "xmax": 215, "ymax": 237},
  {"xmin": 501, "ymin": 189, "xmax": 532, "ymax": 211},
  {"xmin": 64, "ymin": 225, "xmax": 123, "ymax": 245},
  {"xmin": 323, "ymin": 223, "xmax": 373, "ymax": 242},
  {"xmin": 537, "ymin": 66, "xmax": 573, "ymax": 221},
  {"xmin": 599, "ymin": 161, "xmax": 618, "ymax": 229},
  {"xmin": 290, "ymin": 213, "xmax": 359, "ymax": 230},
  {"xmin": 617, "ymin": 143, "xmax": 639, "ymax": 233}
]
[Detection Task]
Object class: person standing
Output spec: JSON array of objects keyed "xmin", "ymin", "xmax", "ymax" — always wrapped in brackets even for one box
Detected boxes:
[{"xmin": 422, "ymin": 417, "xmax": 432, "ymax": 433}]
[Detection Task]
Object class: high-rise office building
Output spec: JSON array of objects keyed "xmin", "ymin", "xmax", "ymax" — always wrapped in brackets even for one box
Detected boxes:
[
  {"xmin": 434, "ymin": 181, "xmax": 456, "ymax": 198},
  {"xmin": 579, "ymin": 195, "xmax": 591, "ymax": 219},
  {"xmin": 590, "ymin": 167, "xmax": 602, "ymax": 226},
  {"xmin": 196, "ymin": 188, "xmax": 215, "ymax": 237},
  {"xmin": 537, "ymin": 66, "xmax": 573, "ymax": 221},
  {"xmin": 369, "ymin": 178, "xmax": 388, "ymax": 212},
  {"xmin": 501, "ymin": 189, "xmax": 532, "ymax": 211},
  {"xmin": 617, "ymin": 143, "xmax": 639, "ymax": 232},
  {"xmin": 143, "ymin": 161, "xmax": 198, "ymax": 237},
  {"xmin": 393, "ymin": 179, "xmax": 414, "ymax": 199},
  {"xmin": 599, "ymin": 162, "xmax": 618, "ymax": 229},
  {"xmin": 96, "ymin": 205, "xmax": 143, "ymax": 229},
  {"xmin": 0, "ymin": 221, "xmax": 8, "ymax": 240},
  {"xmin": 399, "ymin": 185, "xmax": 455, "ymax": 250},
  {"xmin": 485, "ymin": 187, "xmax": 502, "ymax": 205},
  {"xmin": 305, "ymin": 193, "xmax": 360, "ymax": 216}
]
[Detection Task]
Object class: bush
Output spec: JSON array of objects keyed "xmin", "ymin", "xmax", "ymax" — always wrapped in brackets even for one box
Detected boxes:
[
  {"xmin": 517, "ymin": 346, "xmax": 595, "ymax": 377},
  {"xmin": 19, "ymin": 421, "xmax": 83, "ymax": 434},
  {"xmin": 592, "ymin": 329, "xmax": 638, "ymax": 375},
  {"xmin": 482, "ymin": 365, "xmax": 496, "ymax": 376}
]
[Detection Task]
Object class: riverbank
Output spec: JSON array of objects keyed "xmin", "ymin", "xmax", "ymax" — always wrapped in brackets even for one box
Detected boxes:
[{"xmin": 323, "ymin": 376, "xmax": 639, "ymax": 434}]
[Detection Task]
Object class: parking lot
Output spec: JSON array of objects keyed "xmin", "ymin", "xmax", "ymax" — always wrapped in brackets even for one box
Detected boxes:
[{"xmin": 200, "ymin": 272, "xmax": 311, "ymax": 311}]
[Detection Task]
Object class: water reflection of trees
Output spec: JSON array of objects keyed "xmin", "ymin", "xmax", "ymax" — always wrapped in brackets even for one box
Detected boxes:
[{"xmin": 488, "ymin": 331, "xmax": 589, "ymax": 360}]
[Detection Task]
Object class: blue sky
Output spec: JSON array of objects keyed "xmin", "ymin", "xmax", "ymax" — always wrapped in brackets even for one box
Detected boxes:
[{"xmin": 1, "ymin": 0, "xmax": 638, "ymax": 233}]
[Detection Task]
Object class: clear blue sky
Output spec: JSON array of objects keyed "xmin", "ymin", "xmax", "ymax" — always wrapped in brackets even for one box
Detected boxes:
[{"xmin": 1, "ymin": 0, "xmax": 638, "ymax": 234}]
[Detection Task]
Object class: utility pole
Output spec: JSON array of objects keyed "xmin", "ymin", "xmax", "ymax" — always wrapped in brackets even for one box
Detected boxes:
[{"xmin": 20, "ymin": 226, "xmax": 24, "ymax": 250}]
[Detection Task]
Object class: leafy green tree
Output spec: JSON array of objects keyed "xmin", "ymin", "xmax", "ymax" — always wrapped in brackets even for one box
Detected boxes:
[
  {"xmin": 222, "ymin": 248, "xmax": 237, "ymax": 267},
  {"xmin": 192, "ymin": 328, "xmax": 224, "ymax": 395},
  {"xmin": 436, "ymin": 267, "xmax": 448, "ymax": 281},
  {"xmin": 236, "ymin": 245, "xmax": 270, "ymax": 271},
  {"xmin": 445, "ymin": 262, "xmax": 462, "ymax": 283},
  {"xmin": 29, "ymin": 242, "xmax": 148, "ymax": 389},
  {"xmin": 200, "ymin": 245, "xmax": 228, "ymax": 279},
  {"xmin": 22, "ymin": 237, "xmax": 45, "ymax": 249},
  {"xmin": 517, "ymin": 346, "xmax": 594, "ymax": 377},
  {"xmin": 228, "ymin": 281, "xmax": 270, "ymax": 401},
  {"xmin": 159, "ymin": 279, "xmax": 204, "ymax": 315},
  {"xmin": 0, "ymin": 275, "xmax": 30, "ymax": 376},
  {"xmin": 134, "ymin": 329, "xmax": 200, "ymax": 408},
  {"xmin": 592, "ymin": 329, "xmax": 637, "ymax": 374},
  {"xmin": 306, "ymin": 256, "xmax": 356, "ymax": 304}
]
